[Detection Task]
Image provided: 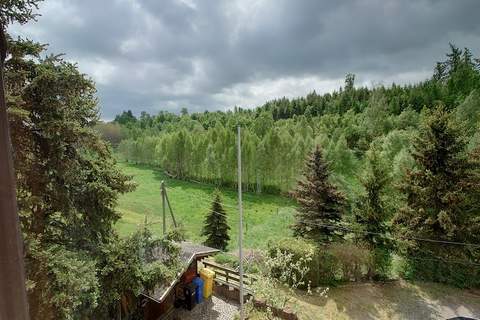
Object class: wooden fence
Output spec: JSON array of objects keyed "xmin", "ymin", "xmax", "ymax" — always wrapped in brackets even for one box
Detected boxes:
[{"xmin": 202, "ymin": 260, "xmax": 256, "ymax": 294}]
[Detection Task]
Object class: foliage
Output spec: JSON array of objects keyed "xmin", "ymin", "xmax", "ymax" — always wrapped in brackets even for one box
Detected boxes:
[
  {"xmin": 267, "ymin": 238, "xmax": 320, "ymax": 287},
  {"xmin": 291, "ymin": 146, "xmax": 346, "ymax": 243},
  {"xmin": 393, "ymin": 107, "xmax": 480, "ymax": 287},
  {"xmin": 353, "ymin": 148, "xmax": 393, "ymax": 279},
  {"xmin": 114, "ymin": 110, "xmax": 137, "ymax": 126},
  {"xmin": 201, "ymin": 189, "xmax": 231, "ymax": 250},
  {"xmin": 455, "ymin": 89, "xmax": 480, "ymax": 137},
  {"xmin": 96, "ymin": 229, "xmax": 181, "ymax": 318},
  {"xmin": 94, "ymin": 121, "xmax": 126, "ymax": 146},
  {"xmin": 267, "ymin": 239, "xmax": 384, "ymax": 285},
  {"xmin": 0, "ymin": 0, "xmax": 42, "ymax": 25},
  {"xmin": 327, "ymin": 242, "xmax": 374, "ymax": 282},
  {"xmin": 2, "ymin": 34, "xmax": 187, "ymax": 318},
  {"xmin": 27, "ymin": 242, "xmax": 99, "ymax": 319},
  {"xmin": 433, "ymin": 44, "xmax": 480, "ymax": 106},
  {"xmin": 252, "ymin": 245, "xmax": 325, "ymax": 318}
]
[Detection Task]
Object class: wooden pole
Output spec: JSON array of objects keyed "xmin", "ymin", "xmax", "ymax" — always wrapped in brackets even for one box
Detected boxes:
[
  {"xmin": 237, "ymin": 126, "xmax": 244, "ymax": 320},
  {"xmin": 0, "ymin": 26, "xmax": 30, "ymax": 320},
  {"xmin": 161, "ymin": 180, "xmax": 166, "ymax": 234},
  {"xmin": 164, "ymin": 190, "xmax": 177, "ymax": 228}
]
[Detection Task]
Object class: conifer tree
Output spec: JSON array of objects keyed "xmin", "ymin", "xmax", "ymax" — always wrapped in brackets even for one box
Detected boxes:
[
  {"xmin": 202, "ymin": 190, "xmax": 230, "ymax": 250},
  {"xmin": 291, "ymin": 145, "xmax": 346, "ymax": 243},
  {"xmin": 393, "ymin": 107, "xmax": 480, "ymax": 287},
  {"xmin": 355, "ymin": 148, "xmax": 390, "ymax": 246},
  {"xmin": 354, "ymin": 148, "xmax": 392, "ymax": 278}
]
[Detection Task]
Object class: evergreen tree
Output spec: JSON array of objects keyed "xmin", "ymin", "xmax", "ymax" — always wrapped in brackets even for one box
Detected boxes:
[
  {"xmin": 114, "ymin": 110, "xmax": 137, "ymax": 125},
  {"xmin": 5, "ymin": 35, "xmax": 177, "ymax": 318},
  {"xmin": 291, "ymin": 145, "xmax": 346, "ymax": 243},
  {"xmin": 393, "ymin": 107, "xmax": 480, "ymax": 287},
  {"xmin": 202, "ymin": 190, "xmax": 230, "ymax": 250},
  {"xmin": 354, "ymin": 148, "xmax": 392, "ymax": 278}
]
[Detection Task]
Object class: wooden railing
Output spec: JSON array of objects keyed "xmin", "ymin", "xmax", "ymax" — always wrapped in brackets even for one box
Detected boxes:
[{"xmin": 202, "ymin": 260, "xmax": 256, "ymax": 293}]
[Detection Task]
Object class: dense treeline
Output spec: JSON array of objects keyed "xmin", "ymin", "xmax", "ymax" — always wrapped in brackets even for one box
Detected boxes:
[{"xmin": 115, "ymin": 44, "xmax": 480, "ymax": 199}]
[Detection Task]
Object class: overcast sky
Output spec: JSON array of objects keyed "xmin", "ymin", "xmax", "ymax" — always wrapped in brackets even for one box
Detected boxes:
[{"xmin": 10, "ymin": 0, "xmax": 480, "ymax": 120}]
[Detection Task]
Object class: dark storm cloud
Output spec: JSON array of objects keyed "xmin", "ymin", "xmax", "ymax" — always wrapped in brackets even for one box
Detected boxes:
[{"xmin": 10, "ymin": 0, "xmax": 480, "ymax": 119}]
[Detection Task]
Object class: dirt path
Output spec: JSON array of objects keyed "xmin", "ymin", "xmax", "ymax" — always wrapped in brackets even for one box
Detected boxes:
[{"xmin": 292, "ymin": 280, "xmax": 480, "ymax": 320}]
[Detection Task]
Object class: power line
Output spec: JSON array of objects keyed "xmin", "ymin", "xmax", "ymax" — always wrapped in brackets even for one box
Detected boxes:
[
  {"xmin": 166, "ymin": 191, "xmax": 238, "ymax": 214},
  {"xmin": 141, "ymin": 214, "xmax": 480, "ymax": 267},
  {"xmin": 406, "ymin": 255, "xmax": 480, "ymax": 267},
  {"xmin": 297, "ymin": 220, "xmax": 480, "ymax": 248},
  {"xmin": 143, "ymin": 207, "xmax": 230, "ymax": 227},
  {"xmin": 285, "ymin": 221, "xmax": 480, "ymax": 267},
  {"xmin": 168, "ymin": 188, "xmax": 240, "ymax": 209},
  {"xmin": 144, "ymin": 198, "xmax": 480, "ymax": 249}
]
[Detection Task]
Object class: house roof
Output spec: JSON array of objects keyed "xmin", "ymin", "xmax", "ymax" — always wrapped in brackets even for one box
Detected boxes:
[{"xmin": 142, "ymin": 241, "xmax": 220, "ymax": 303}]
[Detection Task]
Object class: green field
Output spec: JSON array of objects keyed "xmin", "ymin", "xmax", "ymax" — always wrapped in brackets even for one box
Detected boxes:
[{"xmin": 115, "ymin": 161, "xmax": 296, "ymax": 249}]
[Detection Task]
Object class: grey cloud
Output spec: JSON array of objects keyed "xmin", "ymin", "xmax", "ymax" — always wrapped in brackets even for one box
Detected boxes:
[{"xmin": 10, "ymin": 0, "xmax": 480, "ymax": 119}]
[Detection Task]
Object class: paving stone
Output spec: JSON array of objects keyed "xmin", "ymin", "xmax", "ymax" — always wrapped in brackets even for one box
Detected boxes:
[{"xmin": 173, "ymin": 295, "xmax": 239, "ymax": 320}]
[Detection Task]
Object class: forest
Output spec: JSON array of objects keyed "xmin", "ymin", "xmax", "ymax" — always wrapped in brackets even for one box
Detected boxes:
[
  {"xmin": 3, "ymin": 0, "xmax": 480, "ymax": 319},
  {"xmin": 114, "ymin": 45, "xmax": 480, "ymax": 198}
]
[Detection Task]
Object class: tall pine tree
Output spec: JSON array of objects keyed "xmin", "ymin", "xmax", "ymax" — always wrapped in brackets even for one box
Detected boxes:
[
  {"xmin": 202, "ymin": 190, "xmax": 230, "ymax": 251},
  {"xmin": 291, "ymin": 145, "xmax": 345, "ymax": 243},
  {"xmin": 393, "ymin": 107, "xmax": 480, "ymax": 287}
]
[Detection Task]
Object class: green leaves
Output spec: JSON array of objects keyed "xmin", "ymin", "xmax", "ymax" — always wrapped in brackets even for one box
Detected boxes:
[
  {"xmin": 0, "ymin": 0, "xmax": 42, "ymax": 25},
  {"xmin": 393, "ymin": 107, "xmax": 480, "ymax": 287},
  {"xmin": 5, "ymin": 35, "xmax": 146, "ymax": 317}
]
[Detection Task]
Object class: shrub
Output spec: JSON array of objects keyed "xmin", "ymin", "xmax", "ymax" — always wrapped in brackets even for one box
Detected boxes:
[
  {"xmin": 267, "ymin": 238, "xmax": 320, "ymax": 287},
  {"xmin": 268, "ymin": 238, "xmax": 338, "ymax": 287},
  {"xmin": 327, "ymin": 243, "xmax": 373, "ymax": 282},
  {"xmin": 268, "ymin": 238, "xmax": 389, "ymax": 286},
  {"xmin": 398, "ymin": 254, "xmax": 480, "ymax": 288},
  {"xmin": 214, "ymin": 253, "xmax": 239, "ymax": 269}
]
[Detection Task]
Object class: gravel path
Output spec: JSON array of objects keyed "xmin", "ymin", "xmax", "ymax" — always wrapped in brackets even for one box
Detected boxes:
[{"xmin": 172, "ymin": 295, "xmax": 239, "ymax": 320}]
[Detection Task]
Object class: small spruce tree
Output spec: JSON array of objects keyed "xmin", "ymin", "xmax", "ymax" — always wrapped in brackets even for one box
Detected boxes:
[
  {"xmin": 291, "ymin": 145, "xmax": 346, "ymax": 243},
  {"xmin": 354, "ymin": 147, "xmax": 392, "ymax": 278},
  {"xmin": 202, "ymin": 190, "xmax": 230, "ymax": 251}
]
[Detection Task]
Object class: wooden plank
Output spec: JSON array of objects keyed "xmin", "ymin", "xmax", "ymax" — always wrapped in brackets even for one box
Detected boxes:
[
  {"xmin": 0, "ymin": 26, "xmax": 30, "ymax": 320},
  {"xmin": 203, "ymin": 261, "xmax": 257, "ymax": 281}
]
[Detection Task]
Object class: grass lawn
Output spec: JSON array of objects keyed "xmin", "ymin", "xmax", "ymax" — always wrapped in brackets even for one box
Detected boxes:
[{"xmin": 115, "ymin": 161, "xmax": 296, "ymax": 249}]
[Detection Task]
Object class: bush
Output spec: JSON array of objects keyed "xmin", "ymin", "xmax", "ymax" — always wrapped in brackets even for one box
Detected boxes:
[
  {"xmin": 214, "ymin": 253, "xmax": 239, "ymax": 269},
  {"xmin": 267, "ymin": 238, "xmax": 320, "ymax": 287},
  {"xmin": 327, "ymin": 243, "xmax": 373, "ymax": 282},
  {"xmin": 267, "ymin": 238, "xmax": 378, "ymax": 287},
  {"xmin": 398, "ymin": 254, "xmax": 480, "ymax": 288}
]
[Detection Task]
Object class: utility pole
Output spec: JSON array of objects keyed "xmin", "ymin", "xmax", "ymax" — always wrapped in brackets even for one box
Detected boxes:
[
  {"xmin": 0, "ymin": 26, "xmax": 30, "ymax": 319},
  {"xmin": 161, "ymin": 180, "xmax": 166, "ymax": 234},
  {"xmin": 237, "ymin": 126, "xmax": 244, "ymax": 320},
  {"xmin": 164, "ymin": 187, "xmax": 177, "ymax": 228}
]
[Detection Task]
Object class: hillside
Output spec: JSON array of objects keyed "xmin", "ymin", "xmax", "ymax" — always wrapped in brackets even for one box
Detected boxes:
[{"xmin": 115, "ymin": 161, "xmax": 296, "ymax": 249}]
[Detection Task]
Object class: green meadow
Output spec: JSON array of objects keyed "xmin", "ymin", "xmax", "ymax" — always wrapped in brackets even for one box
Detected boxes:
[{"xmin": 115, "ymin": 161, "xmax": 296, "ymax": 249}]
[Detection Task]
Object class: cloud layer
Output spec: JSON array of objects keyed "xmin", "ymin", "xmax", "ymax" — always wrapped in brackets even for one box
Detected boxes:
[{"xmin": 11, "ymin": 0, "xmax": 480, "ymax": 119}]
